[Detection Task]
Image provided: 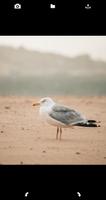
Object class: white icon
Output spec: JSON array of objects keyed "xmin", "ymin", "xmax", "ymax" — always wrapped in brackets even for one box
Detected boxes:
[
  {"xmin": 85, "ymin": 3, "xmax": 91, "ymax": 9},
  {"xmin": 14, "ymin": 3, "xmax": 21, "ymax": 9},
  {"xmin": 50, "ymin": 4, "xmax": 56, "ymax": 9},
  {"xmin": 25, "ymin": 192, "xmax": 29, "ymax": 197},
  {"xmin": 77, "ymin": 192, "xmax": 81, "ymax": 197}
]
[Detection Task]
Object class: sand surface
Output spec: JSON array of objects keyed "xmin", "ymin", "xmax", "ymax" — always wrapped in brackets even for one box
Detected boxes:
[{"xmin": 0, "ymin": 96, "xmax": 106, "ymax": 164}]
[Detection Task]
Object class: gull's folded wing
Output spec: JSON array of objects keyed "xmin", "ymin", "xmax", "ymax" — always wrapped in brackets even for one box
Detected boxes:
[{"xmin": 49, "ymin": 104, "xmax": 86, "ymax": 125}]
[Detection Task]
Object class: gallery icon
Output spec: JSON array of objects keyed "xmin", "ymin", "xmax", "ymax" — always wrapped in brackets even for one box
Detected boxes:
[
  {"xmin": 14, "ymin": 3, "xmax": 21, "ymax": 9},
  {"xmin": 85, "ymin": 3, "xmax": 91, "ymax": 9},
  {"xmin": 50, "ymin": 4, "xmax": 56, "ymax": 9}
]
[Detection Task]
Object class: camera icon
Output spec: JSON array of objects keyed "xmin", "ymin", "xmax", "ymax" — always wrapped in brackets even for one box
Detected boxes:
[{"xmin": 14, "ymin": 3, "xmax": 21, "ymax": 9}]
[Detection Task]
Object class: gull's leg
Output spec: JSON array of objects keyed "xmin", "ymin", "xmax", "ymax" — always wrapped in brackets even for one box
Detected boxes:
[
  {"xmin": 56, "ymin": 127, "xmax": 59, "ymax": 140},
  {"xmin": 59, "ymin": 127, "xmax": 62, "ymax": 140}
]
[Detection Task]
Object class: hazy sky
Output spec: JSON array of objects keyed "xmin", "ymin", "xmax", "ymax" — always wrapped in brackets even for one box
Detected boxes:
[{"xmin": 0, "ymin": 36, "xmax": 106, "ymax": 61}]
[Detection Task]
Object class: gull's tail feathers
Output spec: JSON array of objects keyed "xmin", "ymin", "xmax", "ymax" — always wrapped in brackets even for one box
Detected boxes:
[{"xmin": 75, "ymin": 120, "xmax": 101, "ymax": 127}]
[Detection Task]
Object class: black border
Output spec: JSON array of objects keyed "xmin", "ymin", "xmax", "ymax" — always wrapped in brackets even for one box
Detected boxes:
[
  {"xmin": 0, "ymin": 165, "xmax": 106, "ymax": 198},
  {"xmin": 0, "ymin": 0, "xmax": 106, "ymax": 35}
]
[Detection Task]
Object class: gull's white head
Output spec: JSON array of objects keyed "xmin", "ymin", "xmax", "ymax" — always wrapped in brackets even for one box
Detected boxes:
[
  {"xmin": 32, "ymin": 97, "xmax": 55, "ymax": 107},
  {"xmin": 39, "ymin": 97, "xmax": 55, "ymax": 107}
]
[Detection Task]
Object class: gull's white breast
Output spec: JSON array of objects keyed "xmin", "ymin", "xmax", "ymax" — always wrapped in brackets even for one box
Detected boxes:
[{"xmin": 39, "ymin": 105, "xmax": 65, "ymax": 127}]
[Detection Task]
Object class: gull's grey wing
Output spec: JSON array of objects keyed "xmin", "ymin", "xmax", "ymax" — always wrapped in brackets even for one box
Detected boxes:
[{"xmin": 49, "ymin": 104, "xmax": 86, "ymax": 125}]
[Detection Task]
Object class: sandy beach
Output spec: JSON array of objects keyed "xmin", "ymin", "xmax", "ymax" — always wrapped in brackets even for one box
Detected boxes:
[{"xmin": 0, "ymin": 96, "xmax": 106, "ymax": 164}]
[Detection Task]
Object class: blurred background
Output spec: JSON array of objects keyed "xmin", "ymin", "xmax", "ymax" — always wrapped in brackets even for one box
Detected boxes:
[{"xmin": 0, "ymin": 36, "xmax": 106, "ymax": 96}]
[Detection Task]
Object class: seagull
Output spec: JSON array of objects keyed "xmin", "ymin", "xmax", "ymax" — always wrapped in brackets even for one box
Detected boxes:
[{"xmin": 32, "ymin": 97, "xmax": 100, "ymax": 140}]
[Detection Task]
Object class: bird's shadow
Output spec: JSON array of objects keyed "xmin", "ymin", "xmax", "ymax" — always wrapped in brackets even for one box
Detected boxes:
[{"xmin": 45, "ymin": 137, "xmax": 76, "ymax": 142}]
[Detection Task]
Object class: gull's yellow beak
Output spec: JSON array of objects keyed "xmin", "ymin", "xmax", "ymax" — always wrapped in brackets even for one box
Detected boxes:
[{"xmin": 32, "ymin": 102, "xmax": 40, "ymax": 106}]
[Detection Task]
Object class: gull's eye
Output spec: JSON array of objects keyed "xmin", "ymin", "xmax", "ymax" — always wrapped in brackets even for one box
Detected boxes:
[{"xmin": 41, "ymin": 99, "xmax": 46, "ymax": 103}]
